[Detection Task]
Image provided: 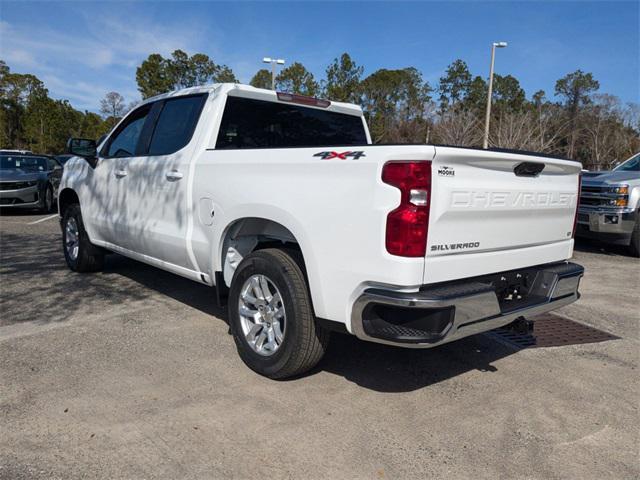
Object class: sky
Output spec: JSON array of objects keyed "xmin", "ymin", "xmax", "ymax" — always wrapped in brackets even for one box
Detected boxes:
[{"xmin": 1, "ymin": 1, "xmax": 638, "ymax": 112}]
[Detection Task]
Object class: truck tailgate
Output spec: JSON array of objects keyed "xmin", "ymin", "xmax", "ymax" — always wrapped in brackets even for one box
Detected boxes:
[{"xmin": 424, "ymin": 147, "xmax": 581, "ymax": 284}]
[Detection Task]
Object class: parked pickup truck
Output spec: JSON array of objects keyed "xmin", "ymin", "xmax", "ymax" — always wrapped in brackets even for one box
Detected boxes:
[
  {"xmin": 576, "ymin": 153, "xmax": 639, "ymax": 256},
  {"xmin": 60, "ymin": 84, "xmax": 584, "ymax": 378}
]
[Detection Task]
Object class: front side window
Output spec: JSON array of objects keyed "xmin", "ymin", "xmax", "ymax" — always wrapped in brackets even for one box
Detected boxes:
[
  {"xmin": 148, "ymin": 94, "xmax": 206, "ymax": 156},
  {"xmin": 216, "ymin": 96, "xmax": 367, "ymax": 149},
  {"xmin": 104, "ymin": 106, "xmax": 151, "ymax": 158}
]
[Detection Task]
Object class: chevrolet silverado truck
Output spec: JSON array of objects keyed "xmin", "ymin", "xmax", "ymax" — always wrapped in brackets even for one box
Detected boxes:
[
  {"xmin": 60, "ymin": 84, "xmax": 584, "ymax": 378},
  {"xmin": 576, "ymin": 153, "xmax": 639, "ymax": 256}
]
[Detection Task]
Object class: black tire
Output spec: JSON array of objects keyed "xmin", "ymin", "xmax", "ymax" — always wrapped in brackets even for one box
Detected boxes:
[
  {"xmin": 39, "ymin": 184, "xmax": 54, "ymax": 213},
  {"xmin": 629, "ymin": 216, "xmax": 640, "ymax": 258},
  {"xmin": 61, "ymin": 204, "xmax": 104, "ymax": 272},
  {"xmin": 228, "ymin": 248, "xmax": 329, "ymax": 379}
]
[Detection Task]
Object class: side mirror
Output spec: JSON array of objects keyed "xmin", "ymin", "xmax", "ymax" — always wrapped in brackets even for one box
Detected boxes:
[{"xmin": 66, "ymin": 138, "xmax": 98, "ymax": 168}]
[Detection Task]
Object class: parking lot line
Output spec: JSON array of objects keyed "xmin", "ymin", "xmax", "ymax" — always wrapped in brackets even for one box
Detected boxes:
[{"xmin": 28, "ymin": 214, "xmax": 59, "ymax": 225}]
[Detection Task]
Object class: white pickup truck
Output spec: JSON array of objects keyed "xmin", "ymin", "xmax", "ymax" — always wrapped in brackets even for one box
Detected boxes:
[{"xmin": 60, "ymin": 83, "xmax": 584, "ymax": 378}]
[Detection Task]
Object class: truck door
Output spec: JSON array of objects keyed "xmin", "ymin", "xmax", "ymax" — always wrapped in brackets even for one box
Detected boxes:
[
  {"xmin": 119, "ymin": 94, "xmax": 207, "ymax": 270},
  {"xmin": 86, "ymin": 103, "xmax": 153, "ymax": 246}
]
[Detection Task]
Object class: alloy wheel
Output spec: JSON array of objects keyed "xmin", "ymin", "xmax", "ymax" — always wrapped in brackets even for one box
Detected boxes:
[
  {"xmin": 238, "ymin": 274, "xmax": 286, "ymax": 356},
  {"xmin": 65, "ymin": 217, "xmax": 79, "ymax": 261}
]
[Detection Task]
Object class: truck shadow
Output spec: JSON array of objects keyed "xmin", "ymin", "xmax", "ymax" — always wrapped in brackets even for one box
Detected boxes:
[
  {"xmin": 0, "ymin": 209, "xmax": 39, "ymax": 216},
  {"xmin": 0, "ymin": 232, "xmax": 153, "ymax": 325},
  {"xmin": 106, "ymin": 254, "xmax": 517, "ymax": 393},
  {"xmin": 574, "ymin": 238, "xmax": 634, "ymax": 257},
  {"xmin": 0, "ymin": 226, "xmax": 515, "ymax": 393},
  {"xmin": 316, "ymin": 332, "xmax": 514, "ymax": 392},
  {"xmin": 103, "ymin": 254, "xmax": 226, "ymax": 319}
]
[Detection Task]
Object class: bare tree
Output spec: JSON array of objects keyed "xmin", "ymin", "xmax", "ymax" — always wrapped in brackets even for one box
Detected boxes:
[
  {"xmin": 490, "ymin": 112, "xmax": 537, "ymax": 150},
  {"xmin": 100, "ymin": 92, "xmax": 126, "ymax": 120},
  {"xmin": 621, "ymin": 102, "xmax": 640, "ymax": 134},
  {"xmin": 577, "ymin": 94, "xmax": 640, "ymax": 169},
  {"xmin": 489, "ymin": 109, "xmax": 568, "ymax": 153},
  {"xmin": 387, "ymin": 118, "xmax": 428, "ymax": 144},
  {"xmin": 432, "ymin": 110, "xmax": 481, "ymax": 146},
  {"xmin": 555, "ymin": 70, "xmax": 599, "ymax": 158},
  {"xmin": 582, "ymin": 95, "xmax": 619, "ymax": 169},
  {"xmin": 125, "ymin": 100, "xmax": 140, "ymax": 115},
  {"xmin": 533, "ymin": 102, "xmax": 569, "ymax": 153}
]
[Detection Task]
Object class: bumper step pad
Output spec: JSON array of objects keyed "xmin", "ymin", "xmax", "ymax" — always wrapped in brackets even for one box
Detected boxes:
[{"xmin": 485, "ymin": 313, "xmax": 619, "ymax": 350}]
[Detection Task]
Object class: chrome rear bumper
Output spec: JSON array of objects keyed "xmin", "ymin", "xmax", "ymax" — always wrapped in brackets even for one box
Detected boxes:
[{"xmin": 351, "ymin": 261, "xmax": 584, "ymax": 348}]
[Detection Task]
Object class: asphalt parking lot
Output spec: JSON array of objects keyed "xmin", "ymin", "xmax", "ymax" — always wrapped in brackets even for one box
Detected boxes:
[{"xmin": 1, "ymin": 210, "xmax": 638, "ymax": 479}]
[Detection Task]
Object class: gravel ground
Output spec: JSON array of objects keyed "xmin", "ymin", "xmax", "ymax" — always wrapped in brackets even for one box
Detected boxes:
[{"xmin": 1, "ymin": 210, "xmax": 638, "ymax": 479}]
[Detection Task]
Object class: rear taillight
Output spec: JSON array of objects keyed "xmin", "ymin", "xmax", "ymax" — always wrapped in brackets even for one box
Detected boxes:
[
  {"xmin": 382, "ymin": 161, "xmax": 432, "ymax": 257},
  {"xmin": 572, "ymin": 173, "xmax": 582, "ymax": 238}
]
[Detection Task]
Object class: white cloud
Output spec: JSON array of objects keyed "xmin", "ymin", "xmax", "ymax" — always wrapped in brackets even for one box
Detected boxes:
[
  {"xmin": 39, "ymin": 74, "xmax": 137, "ymax": 112},
  {"xmin": 94, "ymin": 16, "xmax": 201, "ymax": 59},
  {"xmin": 0, "ymin": 21, "xmax": 112, "ymax": 69},
  {"xmin": 2, "ymin": 47, "xmax": 39, "ymax": 69},
  {"xmin": 0, "ymin": 17, "xmax": 202, "ymax": 70},
  {"xmin": 0, "ymin": 15, "xmax": 210, "ymax": 110}
]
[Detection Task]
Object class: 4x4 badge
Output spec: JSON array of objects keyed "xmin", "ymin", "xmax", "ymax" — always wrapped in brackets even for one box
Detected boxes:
[{"xmin": 314, "ymin": 151, "xmax": 366, "ymax": 160}]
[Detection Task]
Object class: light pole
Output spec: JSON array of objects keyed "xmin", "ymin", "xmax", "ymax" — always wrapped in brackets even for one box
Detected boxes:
[
  {"xmin": 483, "ymin": 41, "xmax": 508, "ymax": 149},
  {"xmin": 263, "ymin": 57, "xmax": 285, "ymax": 90}
]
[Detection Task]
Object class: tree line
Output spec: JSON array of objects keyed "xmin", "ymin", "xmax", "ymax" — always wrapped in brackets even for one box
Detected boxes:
[{"xmin": 1, "ymin": 51, "xmax": 638, "ymax": 169}]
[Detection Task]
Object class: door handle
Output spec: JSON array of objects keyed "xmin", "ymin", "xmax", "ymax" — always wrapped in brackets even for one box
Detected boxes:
[
  {"xmin": 166, "ymin": 170, "xmax": 183, "ymax": 181},
  {"xmin": 114, "ymin": 169, "xmax": 127, "ymax": 178}
]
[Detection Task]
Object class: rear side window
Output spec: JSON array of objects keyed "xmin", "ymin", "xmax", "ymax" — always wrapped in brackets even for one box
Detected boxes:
[
  {"xmin": 148, "ymin": 94, "xmax": 206, "ymax": 156},
  {"xmin": 216, "ymin": 96, "xmax": 367, "ymax": 149}
]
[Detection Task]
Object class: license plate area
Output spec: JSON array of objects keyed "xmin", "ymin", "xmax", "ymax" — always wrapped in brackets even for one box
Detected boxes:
[{"xmin": 476, "ymin": 267, "xmax": 550, "ymax": 313}]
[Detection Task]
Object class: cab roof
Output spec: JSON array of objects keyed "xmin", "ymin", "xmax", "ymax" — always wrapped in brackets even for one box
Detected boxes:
[{"xmin": 140, "ymin": 83, "xmax": 364, "ymax": 117}]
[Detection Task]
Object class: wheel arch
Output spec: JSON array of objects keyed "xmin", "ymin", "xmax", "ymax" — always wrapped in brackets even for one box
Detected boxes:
[
  {"xmin": 58, "ymin": 188, "xmax": 80, "ymax": 217},
  {"xmin": 218, "ymin": 217, "xmax": 308, "ymax": 288}
]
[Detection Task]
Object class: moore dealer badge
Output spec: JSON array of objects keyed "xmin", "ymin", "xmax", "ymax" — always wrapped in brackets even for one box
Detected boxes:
[{"xmin": 438, "ymin": 166, "xmax": 455, "ymax": 177}]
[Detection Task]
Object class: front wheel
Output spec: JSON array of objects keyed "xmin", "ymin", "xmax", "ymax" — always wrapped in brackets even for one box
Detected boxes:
[
  {"xmin": 62, "ymin": 204, "xmax": 104, "ymax": 272},
  {"xmin": 629, "ymin": 216, "xmax": 639, "ymax": 258},
  {"xmin": 228, "ymin": 248, "xmax": 329, "ymax": 379},
  {"xmin": 39, "ymin": 184, "xmax": 54, "ymax": 213}
]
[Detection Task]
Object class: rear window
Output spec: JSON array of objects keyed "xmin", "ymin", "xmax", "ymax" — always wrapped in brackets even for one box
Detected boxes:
[{"xmin": 216, "ymin": 96, "xmax": 367, "ymax": 149}]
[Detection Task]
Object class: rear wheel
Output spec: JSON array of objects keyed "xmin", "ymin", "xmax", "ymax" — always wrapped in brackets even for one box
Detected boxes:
[
  {"xmin": 228, "ymin": 248, "xmax": 329, "ymax": 379},
  {"xmin": 62, "ymin": 204, "xmax": 104, "ymax": 272}
]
